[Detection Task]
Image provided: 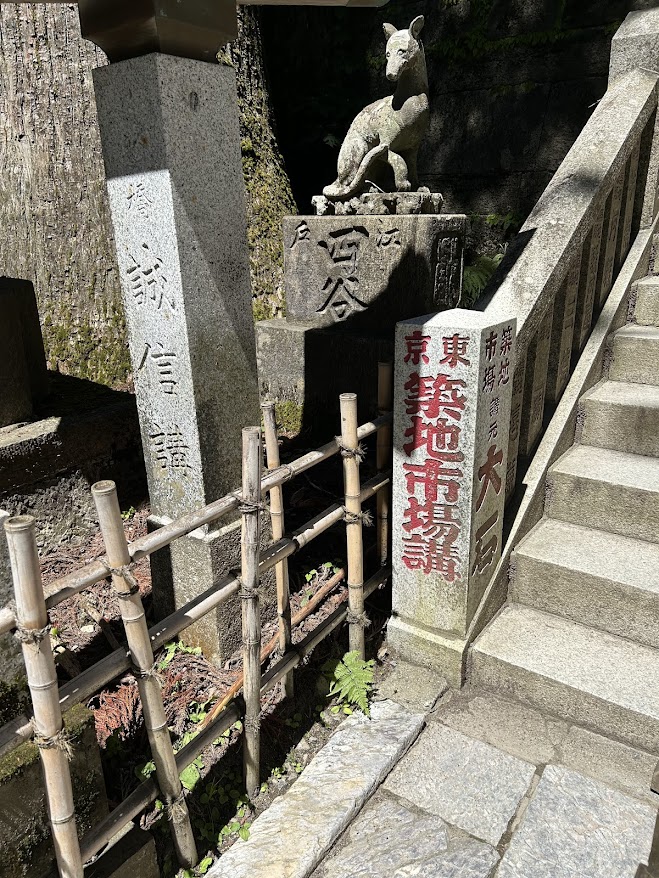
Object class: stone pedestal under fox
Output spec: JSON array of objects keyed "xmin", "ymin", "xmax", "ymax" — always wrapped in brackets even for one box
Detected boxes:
[{"xmin": 323, "ymin": 16, "xmax": 429, "ymax": 201}]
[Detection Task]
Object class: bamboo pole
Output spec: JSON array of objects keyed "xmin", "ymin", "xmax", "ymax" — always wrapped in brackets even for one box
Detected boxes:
[
  {"xmin": 4, "ymin": 516, "xmax": 84, "ymax": 878},
  {"xmin": 0, "ymin": 471, "xmax": 390, "ymax": 761},
  {"xmin": 80, "ymin": 563, "xmax": 390, "ymax": 864},
  {"xmin": 240, "ymin": 427, "xmax": 263, "ymax": 798},
  {"xmin": 262, "ymin": 403, "xmax": 294, "ymax": 698},
  {"xmin": 201, "ymin": 565, "xmax": 346, "ymax": 729},
  {"xmin": 376, "ymin": 363, "xmax": 393, "ymax": 568},
  {"xmin": 0, "ymin": 413, "xmax": 393, "ymax": 639},
  {"xmin": 340, "ymin": 393, "xmax": 367, "ymax": 659},
  {"xmin": 91, "ymin": 481, "xmax": 197, "ymax": 870}
]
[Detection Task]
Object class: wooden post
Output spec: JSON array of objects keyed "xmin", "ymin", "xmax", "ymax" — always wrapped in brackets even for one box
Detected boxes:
[
  {"xmin": 91, "ymin": 481, "xmax": 197, "ymax": 870},
  {"xmin": 261, "ymin": 403, "xmax": 294, "ymax": 698},
  {"xmin": 241, "ymin": 426, "xmax": 263, "ymax": 798},
  {"xmin": 340, "ymin": 393, "xmax": 366, "ymax": 659},
  {"xmin": 376, "ymin": 363, "xmax": 393, "ymax": 567},
  {"xmin": 4, "ymin": 515, "xmax": 84, "ymax": 878}
]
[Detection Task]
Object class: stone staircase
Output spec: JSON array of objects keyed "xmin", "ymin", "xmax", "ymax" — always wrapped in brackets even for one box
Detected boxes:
[{"xmin": 471, "ymin": 272, "xmax": 659, "ymax": 756}]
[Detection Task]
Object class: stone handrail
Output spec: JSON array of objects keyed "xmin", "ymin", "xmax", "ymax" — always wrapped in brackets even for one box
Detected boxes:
[
  {"xmin": 389, "ymin": 10, "xmax": 659, "ymax": 685},
  {"xmin": 481, "ymin": 65, "xmax": 659, "ymax": 497}
]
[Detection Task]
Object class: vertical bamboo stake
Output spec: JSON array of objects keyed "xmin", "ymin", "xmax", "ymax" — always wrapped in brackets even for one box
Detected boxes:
[
  {"xmin": 340, "ymin": 393, "xmax": 366, "ymax": 660},
  {"xmin": 241, "ymin": 427, "xmax": 263, "ymax": 798},
  {"xmin": 376, "ymin": 362, "xmax": 393, "ymax": 567},
  {"xmin": 261, "ymin": 403, "xmax": 294, "ymax": 698},
  {"xmin": 5, "ymin": 516, "xmax": 84, "ymax": 878},
  {"xmin": 91, "ymin": 482, "xmax": 197, "ymax": 870}
]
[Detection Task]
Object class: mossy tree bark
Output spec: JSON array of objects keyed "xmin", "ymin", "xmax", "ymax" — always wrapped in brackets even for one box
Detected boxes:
[
  {"xmin": 0, "ymin": 4, "xmax": 126, "ymax": 387},
  {"xmin": 225, "ymin": 7, "xmax": 297, "ymax": 320},
  {"xmin": 0, "ymin": 4, "xmax": 294, "ymax": 389}
]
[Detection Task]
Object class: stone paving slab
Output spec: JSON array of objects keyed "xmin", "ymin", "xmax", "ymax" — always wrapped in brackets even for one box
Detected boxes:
[
  {"xmin": 374, "ymin": 660, "xmax": 448, "ymax": 714},
  {"xmin": 384, "ymin": 723, "xmax": 536, "ymax": 846},
  {"xmin": 497, "ymin": 764, "xmax": 656, "ymax": 878},
  {"xmin": 313, "ymin": 789, "xmax": 499, "ymax": 878},
  {"xmin": 206, "ymin": 700, "xmax": 425, "ymax": 878}
]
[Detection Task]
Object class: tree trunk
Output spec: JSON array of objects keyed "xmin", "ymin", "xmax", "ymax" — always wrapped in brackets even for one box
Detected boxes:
[
  {"xmin": 225, "ymin": 7, "xmax": 297, "ymax": 320},
  {"xmin": 0, "ymin": 4, "xmax": 295, "ymax": 388}
]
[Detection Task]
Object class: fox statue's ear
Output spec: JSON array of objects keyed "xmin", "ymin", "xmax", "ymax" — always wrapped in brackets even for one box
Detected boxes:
[
  {"xmin": 409, "ymin": 16, "xmax": 424, "ymax": 39},
  {"xmin": 383, "ymin": 22, "xmax": 397, "ymax": 40}
]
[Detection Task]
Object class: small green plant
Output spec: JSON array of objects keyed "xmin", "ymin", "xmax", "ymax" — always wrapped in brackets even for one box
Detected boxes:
[
  {"xmin": 463, "ymin": 253, "xmax": 504, "ymax": 304},
  {"xmin": 322, "ymin": 651, "xmax": 375, "ymax": 716},
  {"xmin": 120, "ymin": 505, "xmax": 136, "ymax": 522},
  {"xmin": 157, "ymin": 640, "xmax": 202, "ymax": 670}
]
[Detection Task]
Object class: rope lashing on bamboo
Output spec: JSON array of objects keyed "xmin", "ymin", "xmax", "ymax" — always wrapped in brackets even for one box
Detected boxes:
[
  {"xmin": 130, "ymin": 660, "xmax": 164, "ymax": 684},
  {"xmin": 14, "ymin": 623, "xmax": 51, "ymax": 650},
  {"xmin": 232, "ymin": 493, "xmax": 267, "ymax": 515},
  {"xmin": 244, "ymin": 715, "xmax": 260, "ymax": 734},
  {"xmin": 105, "ymin": 563, "xmax": 140, "ymax": 596},
  {"xmin": 336, "ymin": 438, "xmax": 367, "ymax": 462},
  {"xmin": 342, "ymin": 508, "xmax": 374, "ymax": 527},
  {"xmin": 165, "ymin": 790, "xmax": 188, "ymax": 824},
  {"xmin": 31, "ymin": 722, "xmax": 75, "ymax": 760},
  {"xmin": 346, "ymin": 608, "xmax": 371, "ymax": 628}
]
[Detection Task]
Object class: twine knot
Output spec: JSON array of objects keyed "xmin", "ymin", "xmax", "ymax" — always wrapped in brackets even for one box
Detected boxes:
[
  {"xmin": 31, "ymin": 724, "xmax": 75, "ymax": 760},
  {"xmin": 14, "ymin": 624, "xmax": 51, "ymax": 651},
  {"xmin": 336, "ymin": 439, "xmax": 366, "ymax": 462},
  {"xmin": 107, "ymin": 564, "xmax": 140, "ymax": 597},
  {"xmin": 343, "ymin": 509, "xmax": 374, "ymax": 527},
  {"xmin": 346, "ymin": 609, "xmax": 371, "ymax": 629}
]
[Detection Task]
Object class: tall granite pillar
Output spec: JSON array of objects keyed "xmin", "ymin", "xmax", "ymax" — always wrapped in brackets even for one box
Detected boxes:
[
  {"xmin": 90, "ymin": 47, "xmax": 260, "ymax": 659},
  {"xmin": 388, "ymin": 310, "xmax": 516, "ymax": 686}
]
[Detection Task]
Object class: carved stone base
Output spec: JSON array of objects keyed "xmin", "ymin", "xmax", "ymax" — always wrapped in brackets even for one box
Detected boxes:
[
  {"xmin": 283, "ymin": 213, "xmax": 465, "ymax": 331},
  {"xmin": 312, "ymin": 188, "xmax": 444, "ymax": 217}
]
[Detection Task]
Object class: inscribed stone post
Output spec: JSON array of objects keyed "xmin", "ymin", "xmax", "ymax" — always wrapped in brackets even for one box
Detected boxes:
[
  {"xmin": 93, "ymin": 53, "xmax": 260, "ymax": 660},
  {"xmin": 388, "ymin": 310, "xmax": 516, "ymax": 685}
]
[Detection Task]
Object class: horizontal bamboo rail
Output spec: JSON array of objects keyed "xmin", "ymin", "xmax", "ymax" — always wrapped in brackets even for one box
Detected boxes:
[
  {"xmin": 80, "ymin": 564, "xmax": 390, "ymax": 862},
  {"xmin": 0, "ymin": 471, "xmax": 390, "ymax": 758},
  {"xmin": 0, "ymin": 414, "xmax": 391, "ymax": 639}
]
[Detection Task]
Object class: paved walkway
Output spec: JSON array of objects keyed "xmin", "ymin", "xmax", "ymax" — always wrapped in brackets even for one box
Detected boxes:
[{"xmin": 208, "ymin": 662, "xmax": 659, "ymax": 878}]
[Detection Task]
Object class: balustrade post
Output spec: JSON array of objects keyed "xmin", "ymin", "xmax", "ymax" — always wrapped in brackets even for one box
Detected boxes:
[
  {"xmin": 388, "ymin": 310, "xmax": 516, "ymax": 685},
  {"xmin": 546, "ymin": 259, "xmax": 581, "ymax": 404},
  {"xmin": 596, "ymin": 178, "xmax": 625, "ymax": 309},
  {"xmin": 574, "ymin": 217, "xmax": 605, "ymax": 354},
  {"xmin": 518, "ymin": 305, "xmax": 553, "ymax": 459}
]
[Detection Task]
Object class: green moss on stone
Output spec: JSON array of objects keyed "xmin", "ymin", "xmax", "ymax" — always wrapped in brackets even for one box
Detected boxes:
[
  {"xmin": 274, "ymin": 400, "xmax": 303, "ymax": 435},
  {"xmin": 0, "ymin": 702, "xmax": 93, "ymax": 785}
]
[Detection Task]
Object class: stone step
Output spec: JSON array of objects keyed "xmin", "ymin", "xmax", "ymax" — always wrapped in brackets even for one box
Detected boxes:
[
  {"xmin": 471, "ymin": 604, "xmax": 659, "ymax": 753},
  {"xmin": 547, "ymin": 444, "xmax": 659, "ymax": 543},
  {"xmin": 611, "ymin": 324, "xmax": 659, "ymax": 385},
  {"xmin": 632, "ymin": 275, "xmax": 659, "ymax": 326},
  {"xmin": 512, "ymin": 518, "xmax": 659, "ymax": 649},
  {"xmin": 580, "ymin": 379, "xmax": 659, "ymax": 457}
]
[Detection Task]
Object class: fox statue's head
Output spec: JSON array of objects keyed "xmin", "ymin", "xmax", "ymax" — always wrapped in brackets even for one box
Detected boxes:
[{"xmin": 383, "ymin": 16, "xmax": 425, "ymax": 83}]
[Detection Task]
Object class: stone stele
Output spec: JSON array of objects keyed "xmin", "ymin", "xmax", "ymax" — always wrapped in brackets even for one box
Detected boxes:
[
  {"xmin": 388, "ymin": 309, "xmax": 517, "ymax": 685},
  {"xmin": 283, "ymin": 214, "xmax": 465, "ymax": 331},
  {"xmin": 93, "ymin": 53, "xmax": 260, "ymax": 660}
]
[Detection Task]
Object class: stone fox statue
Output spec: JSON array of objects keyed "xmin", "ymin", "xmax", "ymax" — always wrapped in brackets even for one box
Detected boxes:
[{"xmin": 323, "ymin": 16, "xmax": 429, "ymax": 200}]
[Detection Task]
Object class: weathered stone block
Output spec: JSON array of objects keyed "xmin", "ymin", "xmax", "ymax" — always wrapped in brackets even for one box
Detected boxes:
[
  {"xmin": 609, "ymin": 9, "xmax": 659, "ymax": 84},
  {"xmin": 283, "ymin": 215, "xmax": 464, "ymax": 331},
  {"xmin": 0, "ymin": 287, "xmax": 32, "ymax": 429},
  {"xmin": 0, "ymin": 278, "xmax": 49, "ymax": 403},
  {"xmin": 390, "ymin": 310, "xmax": 517, "ymax": 662},
  {"xmin": 255, "ymin": 317, "xmax": 394, "ymax": 437},
  {"xmin": 0, "ymin": 704, "xmax": 107, "ymax": 878}
]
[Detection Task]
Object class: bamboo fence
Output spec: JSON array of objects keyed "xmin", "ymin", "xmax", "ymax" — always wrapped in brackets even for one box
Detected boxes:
[{"xmin": 1, "ymin": 374, "xmax": 394, "ymax": 877}]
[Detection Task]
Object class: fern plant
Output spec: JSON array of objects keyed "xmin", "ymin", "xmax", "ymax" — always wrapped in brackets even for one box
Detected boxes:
[
  {"xmin": 325, "ymin": 651, "xmax": 375, "ymax": 716},
  {"xmin": 462, "ymin": 253, "xmax": 504, "ymax": 305}
]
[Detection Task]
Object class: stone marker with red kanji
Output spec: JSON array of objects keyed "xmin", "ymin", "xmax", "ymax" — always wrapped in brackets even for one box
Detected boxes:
[{"xmin": 388, "ymin": 310, "xmax": 516, "ymax": 686}]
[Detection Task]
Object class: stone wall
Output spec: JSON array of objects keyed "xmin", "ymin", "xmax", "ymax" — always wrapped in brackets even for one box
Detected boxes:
[{"xmin": 262, "ymin": 0, "xmax": 655, "ymax": 219}]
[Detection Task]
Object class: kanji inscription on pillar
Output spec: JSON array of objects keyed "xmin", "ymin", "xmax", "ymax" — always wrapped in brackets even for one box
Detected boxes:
[{"xmin": 392, "ymin": 310, "xmax": 516, "ymax": 637}]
